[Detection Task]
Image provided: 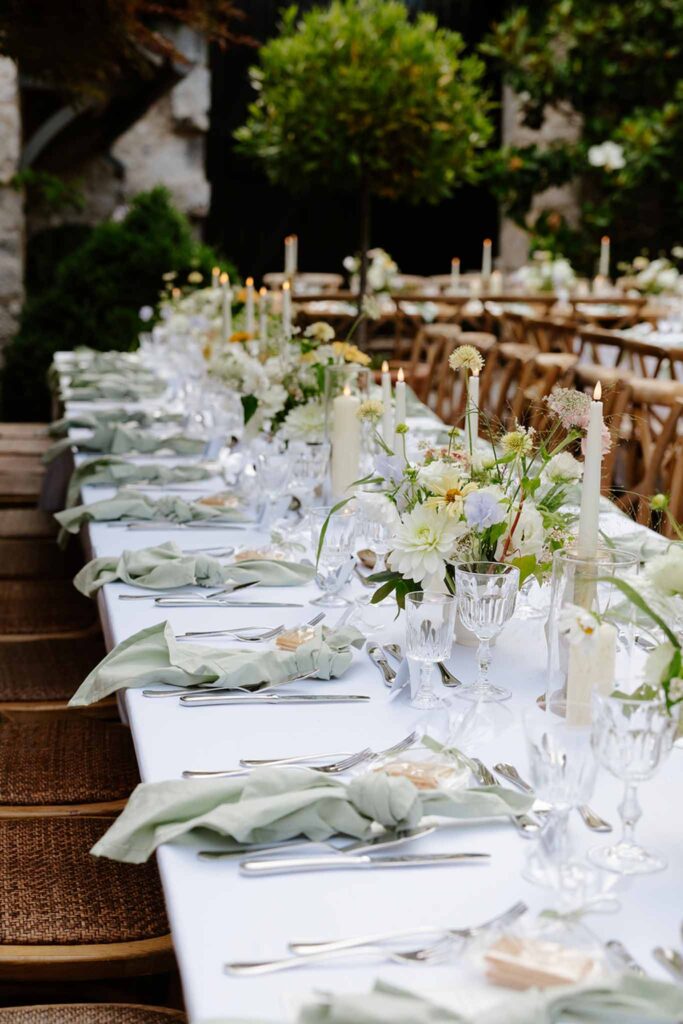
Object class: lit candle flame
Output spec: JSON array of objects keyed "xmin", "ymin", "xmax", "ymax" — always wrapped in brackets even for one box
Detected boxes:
[
  {"xmin": 601, "ymin": 236, "xmax": 610, "ymax": 244},
  {"xmin": 282, "ymin": 280, "xmax": 290, "ymax": 292},
  {"xmin": 246, "ymin": 277, "xmax": 254, "ymax": 287},
  {"xmin": 382, "ymin": 360, "xmax": 389, "ymax": 373},
  {"xmin": 472, "ymin": 367, "xmax": 480, "ymax": 378},
  {"xmin": 259, "ymin": 286, "xmax": 267, "ymax": 297},
  {"xmin": 397, "ymin": 367, "xmax": 405, "ymax": 383},
  {"xmin": 483, "ymin": 238, "xmax": 492, "ymax": 247},
  {"xmin": 451, "ymin": 257, "xmax": 460, "ymax": 266},
  {"xmin": 594, "ymin": 382, "xmax": 602, "ymax": 401},
  {"xmin": 212, "ymin": 266, "xmax": 220, "ymax": 276},
  {"xmin": 219, "ymin": 272, "xmax": 229, "ymax": 286},
  {"xmin": 343, "ymin": 386, "xmax": 351, "ymax": 397}
]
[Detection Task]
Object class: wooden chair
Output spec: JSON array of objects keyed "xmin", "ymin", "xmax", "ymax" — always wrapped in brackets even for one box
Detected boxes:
[
  {"xmin": 522, "ymin": 316, "xmax": 578, "ymax": 354},
  {"xmin": 0, "ymin": 424, "xmax": 49, "ymax": 440},
  {"xmin": 578, "ymin": 326, "xmax": 672, "ymax": 379},
  {"xmin": 0, "ymin": 634, "xmax": 115, "ymax": 723},
  {"xmin": 0, "ymin": 1006, "xmax": 185, "ymax": 1023},
  {"xmin": 263, "ymin": 272, "xmax": 344, "ymax": 294},
  {"xmin": 570, "ymin": 368, "xmax": 634, "ymax": 493},
  {"xmin": 0, "ymin": 719, "xmax": 139, "ymax": 817},
  {"xmin": 478, "ymin": 341, "xmax": 537, "ymax": 427},
  {"xmin": 621, "ymin": 383, "xmax": 683, "ymax": 503},
  {"xmin": 0, "ymin": 816, "xmax": 173, "ymax": 981},
  {"xmin": 434, "ymin": 332, "xmax": 497, "ymax": 427},
  {"xmin": 511, "ymin": 353, "xmax": 579, "ymax": 431},
  {"xmin": 388, "ymin": 325, "xmax": 450, "ymax": 404}
]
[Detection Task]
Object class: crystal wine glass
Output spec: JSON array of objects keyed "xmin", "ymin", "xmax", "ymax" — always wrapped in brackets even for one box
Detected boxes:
[
  {"xmin": 288, "ymin": 441, "xmax": 330, "ymax": 510},
  {"xmin": 523, "ymin": 703, "xmax": 598, "ymax": 900},
  {"xmin": 405, "ymin": 591, "xmax": 457, "ymax": 710},
  {"xmin": 589, "ymin": 693, "xmax": 679, "ymax": 875},
  {"xmin": 255, "ymin": 438, "xmax": 292, "ymax": 528},
  {"xmin": 310, "ymin": 506, "xmax": 357, "ymax": 606},
  {"xmin": 453, "ymin": 561, "xmax": 519, "ymax": 702}
]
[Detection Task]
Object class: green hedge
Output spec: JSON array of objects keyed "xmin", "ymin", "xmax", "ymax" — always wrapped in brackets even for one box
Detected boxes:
[{"xmin": 2, "ymin": 187, "xmax": 230, "ymax": 420}]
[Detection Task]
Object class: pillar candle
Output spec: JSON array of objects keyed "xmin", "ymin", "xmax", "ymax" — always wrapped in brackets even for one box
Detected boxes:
[
  {"xmin": 566, "ymin": 621, "xmax": 617, "ymax": 724},
  {"xmin": 599, "ymin": 235, "xmax": 611, "ymax": 279},
  {"xmin": 450, "ymin": 258, "xmax": 460, "ymax": 289},
  {"xmin": 576, "ymin": 382, "xmax": 604, "ymax": 559},
  {"xmin": 284, "ymin": 235, "xmax": 298, "ymax": 276},
  {"xmin": 281, "ymin": 280, "xmax": 292, "ymax": 338},
  {"xmin": 466, "ymin": 369, "xmax": 480, "ymax": 452},
  {"xmin": 220, "ymin": 272, "xmax": 232, "ymax": 341},
  {"xmin": 394, "ymin": 366, "xmax": 407, "ymax": 456},
  {"xmin": 381, "ymin": 360, "xmax": 393, "ymax": 445},
  {"xmin": 331, "ymin": 386, "xmax": 361, "ymax": 498},
  {"xmin": 482, "ymin": 238, "xmax": 493, "ymax": 279},
  {"xmin": 245, "ymin": 277, "xmax": 255, "ymax": 335},
  {"xmin": 259, "ymin": 287, "xmax": 268, "ymax": 343}
]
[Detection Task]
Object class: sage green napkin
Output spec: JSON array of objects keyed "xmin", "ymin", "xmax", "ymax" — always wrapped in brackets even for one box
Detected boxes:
[
  {"xmin": 50, "ymin": 409, "xmax": 182, "ymax": 436},
  {"xmin": 291, "ymin": 976, "xmax": 683, "ymax": 1024},
  {"xmin": 55, "ymin": 489, "xmax": 247, "ymax": 536},
  {"xmin": 56, "ymin": 349, "xmax": 143, "ymax": 373},
  {"xmin": 74, "ymin": 541, "xmax": 315, "ymax": 595},
  {"xmin": 90, "ymin": 765, "xmax": 533, "ymax": 863},
  {"xmin": 65, "ymin": 457, "xmax": 212, "ymax": 508},
  {"xmin": 44, "ymin": 425, "xmax": 207, "ymax": 464},
  {"xmin": 63, "ymin": 378, "xmax": 165, "ymax": 401},
  {"xmin": 70, "ymin": 620, "xmax": 364, "ymax": 706}
]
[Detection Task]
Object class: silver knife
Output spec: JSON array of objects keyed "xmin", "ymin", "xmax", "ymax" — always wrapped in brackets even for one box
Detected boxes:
[
  {"xmin": 240, "ymin": 851, "xmax": 490, "ymax": 875},
  {"xmin": 366, "ymin": 643, "xmax": 396, "ymax": 686},
  {"xmin": 118, "ymin": 521, "xmax": 250, "ymax": 530},
  {"xmin": 180, "ymin": 692, "xmax": 371, "ymax": 707},
  {"xmin": 154, "ymin": 599, "xmax": 304, "ymax": 608}
]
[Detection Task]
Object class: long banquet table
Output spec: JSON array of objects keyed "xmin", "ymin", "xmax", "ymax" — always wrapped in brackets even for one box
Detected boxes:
[{"xmin": 60, "ymin": 388, "xmax": 683, "ymax": 1023}]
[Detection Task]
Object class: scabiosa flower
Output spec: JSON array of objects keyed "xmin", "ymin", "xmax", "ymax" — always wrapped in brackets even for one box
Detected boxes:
[
  {"xmin": 449, "ymin": 345, "xmax": 484, "ymax": 375},
  {"xmin": 464, "ymin": 490, "xmax": 506, "ymax": 529},
  {"xmin": 501, "ymin": 427, "xmax": 535, "ymax": 457}
]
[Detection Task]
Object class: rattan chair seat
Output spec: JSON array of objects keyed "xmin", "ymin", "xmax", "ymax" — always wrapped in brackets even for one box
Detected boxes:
[
  {"xmin": 0, "ymin": 720, "xmax": 138, "ymax": 805},
  {"xmin": 0, "ymin": 424, "xmax": 49, "ymax": 440},
  {"xmin": 574, "ymin": 363, "xmax": 625, "ymax": 387},
  {"xmin": 0, "ymin": 438, "xmax": 51, "ymax": 457},
  {"xmin": 0, "ymin": 581, "xmax": 97, "ymax": 636},
  {"xmin": 0, "ymin": 634, "xmax": 106, "ymax": 702},
  {"xmin": 0, "ymin": 510, "xmax": 57, "ymax": 540},
  {"xmin": 0, "ymin": 817, "xmax": 169, "ymax": 944},
  {"xmin": 458, "ymin": 331, "xmax": 496, "ymax": 352},
  {"xmin": 0, "ymin": 540, "xmax": 82, "ymax": 580},
  {"xmin": 534, "ymin": 352, "xmax": 578, "ymax": 371},
  {"xmin": 0, "ymin": 1006, "xmax": 185, "ymax": 1024}
]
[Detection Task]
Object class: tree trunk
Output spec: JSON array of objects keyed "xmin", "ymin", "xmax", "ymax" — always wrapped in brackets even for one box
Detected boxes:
[{"xmin": 357, "ymin": 180, "xmax": 371, "ymax": 346}]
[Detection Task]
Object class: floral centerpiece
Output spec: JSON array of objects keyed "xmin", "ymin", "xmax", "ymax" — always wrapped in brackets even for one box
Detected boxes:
[
  {"xmin": 617, "ymin": 253, "xmax": 682, "ymax": 296},
  {"xmin": 343, "ymin": 248, "xmax": 399, "ymax": 294},
  {"xmin": 352, "ymin": 353, "xmax": 608, "ymax": 608},
  {"xmin": 509, "ymin": 250, "xmax": 577, "ymax": 294}
]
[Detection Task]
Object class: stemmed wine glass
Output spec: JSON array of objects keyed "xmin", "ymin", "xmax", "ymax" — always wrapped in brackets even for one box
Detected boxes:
[
  {"xmin": 589, "ymin": 693, "xmax": 680, "ymax": 875},
  {"xmin": 310, "ymin": 506, "xmax": 357, "ymax": 606},
  {"xmin": 523, "ymin": 702, "xmax": 599, "ymax": 901},
  {"xmin": 405, "ymin": 591, "xmax": 457, "ymax": 710},
  {"xmin": 288, "ymin": 441, "xmax": 331, "ymax": 510},
  {"xmin": 255, "ymin": 438, "xmax": 292, "ymax": 528},
  {"xmin": 453, "ymin": 562, "xmax": 519, "ymax": 702}
]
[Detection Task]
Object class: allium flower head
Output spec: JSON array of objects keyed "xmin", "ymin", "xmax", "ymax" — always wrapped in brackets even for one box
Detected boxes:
[{"xmin": 449, "ymin": 345, "xmax": 484, "ymax": 375}]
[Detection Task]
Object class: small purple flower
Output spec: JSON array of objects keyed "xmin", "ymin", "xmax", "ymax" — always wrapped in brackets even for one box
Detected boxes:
[{"xmin": 464, "ymin": 490, "xmax": 506, "ymax": 529}]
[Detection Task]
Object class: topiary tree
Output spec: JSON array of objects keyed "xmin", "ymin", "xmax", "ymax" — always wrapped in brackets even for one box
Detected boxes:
[
  {"xmin": 235, "ymin": 0, "xmax": 492, "ymax": 312},
  {"xmin": 1, "ymin": 187, "xmax": 230, "ymax": 420},
  {"xmin": 482, "ymin": 1, "xmax": 683, "ymax": 272}
]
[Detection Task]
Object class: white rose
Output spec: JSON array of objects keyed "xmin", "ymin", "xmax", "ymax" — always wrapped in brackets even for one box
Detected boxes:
[{"xmin": 542, "ymin": 451, "xmax": 583, "ymax": 484}]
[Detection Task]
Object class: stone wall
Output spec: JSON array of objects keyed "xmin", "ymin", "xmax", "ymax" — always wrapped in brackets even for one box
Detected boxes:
[
  {"xmin": 499, "ymin": 86, "xmax": 581, "ymax": 270},
  {"xmin": 0, "ymin": 57, "xmax": 23, "ymax": 353}
]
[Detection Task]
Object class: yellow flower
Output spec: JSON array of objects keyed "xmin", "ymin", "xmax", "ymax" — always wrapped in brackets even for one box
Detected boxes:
[
  {"xmin": 501, "ymin": 428, "xmax": 534, "ymax": 457},
  {"xmin": 421, "ymin": 464, "xmax": 478, "ymax": 518},
  {"xmin": 230, "ymin": 330, "xmax": 255, "ymax": 343},
  {"xmin": 331, "ymin": 341, "xmax": 371, "ymax": 366}
]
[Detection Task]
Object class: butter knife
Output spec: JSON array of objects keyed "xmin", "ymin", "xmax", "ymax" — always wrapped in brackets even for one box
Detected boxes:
[
  {"xmin": 366, "ymin": 643, "xmax": 396, "ymax": 686},
  {"xmin": 180, "ymin": 692, "xmax": 371, "ymax": 707},
  {"xmin": 240, "ymin": 851, "xmax": 489, "ymax": 876}
]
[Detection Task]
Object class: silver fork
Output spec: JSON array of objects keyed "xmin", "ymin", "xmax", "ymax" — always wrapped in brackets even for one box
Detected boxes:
[
  {"xmin": 288, "ymin": 899, "xmax": 527, "ymax": 956},
  {"xmin": 119, "ymin": 581, "xmax": 258, "ymax": 601},
  {"xmin": 226, "ymin": 935, "xmax": 455, "ymax": 976},
  {"xmin": 182, "ymin": 748, "xmax": 373, "ymax": 780},
  {"xmin": 239, "ymin": 730, "xmax": 417, "ymax": 771},
  {"xmin": 471, "ymin": 759, "xmax": 541, "ymax": 838},
  {"xmin": 493, "ymin": 761, "xmax": 612, "ymax": 833},
  {"xmin": 176, "ymin": 611, "xmax": 324, "ymax": 642}
]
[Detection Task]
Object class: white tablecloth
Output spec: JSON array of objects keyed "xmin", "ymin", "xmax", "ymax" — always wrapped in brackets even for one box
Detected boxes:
[{"xmin": 62, "ymin": 396, "xmax": 683, "ymax": 1024}]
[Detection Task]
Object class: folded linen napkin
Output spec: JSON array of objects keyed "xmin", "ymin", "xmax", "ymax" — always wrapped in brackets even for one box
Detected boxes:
[
  {"xmin": 90, "ymin": 765, "xmax": 533, "ymax": 863},
  {"xmin": 55, "ymin": 349, "xmax": 144, "ymax": 373},
  {"xmin": 74, "ymin": 541, "xmax": 315, "ymax": 595},
  {"xmin": 44, "ymin": 424, "xmax": 207, "ymax": 464},
  {"xmin": 291, "ymin": 976, "xmax": 683, "ymax": 1024},
  {"xmin": 64, "ymin": 457, "xmax": 212, "ymax": 509},
  {"xmin": 49, "ymin": 409, "xmax": 183, "ymax": 436},
  {"xmin": 70, "ymin": 620, "xmax": 364, "ymax": 706},
  {"xmin": 55, "ymin": 489, "xmax": 247, "ymax": 536},
  {"xmin": 62, "ymin": 379, "xmax": 165, "ymax": 401}
]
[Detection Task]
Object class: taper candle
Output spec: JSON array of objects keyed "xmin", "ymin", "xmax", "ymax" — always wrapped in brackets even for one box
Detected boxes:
[
  {"xmin": 466, "ymin": 368, "xmax": 480, "ymax": 453},
  {"xmin": 381, "ymin": 360, "xmax": 393, "ymax": 445},
  {"xmin": 245, "ymin": 277, "xmax": 255, "ymax": 335},
  {"xmin": 281, "ymin": 280, "xmax": 292, "ymax": 338},
  {"xmin": 482, "ymin": 238, "xmax": 493, "ymax": 279},
  {"xmin": 450, "ymin": 258, "xmax": 460, "ymax": 288},
  {"xmin": 394, "ymin": 366, "xmax": 407, "ymax": 456},
  {"xmin": 259, "ymin": 286, "xmax": 268, "ymax": 344},
  {"xmin": 211, "ymin": 266, "xmax": 220, "ymax": 288},
  {"xmin": 220, "ymin": 272, "xmax": 232, "ymax": 341},
  {"xmin": 576, "ymin": 382, "xmax": 604, "ymax": 559},
  {"xmin": 599, "ymin": 235, "xmax": 611, "ymax": 279}
]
